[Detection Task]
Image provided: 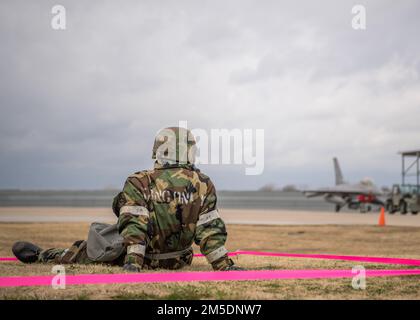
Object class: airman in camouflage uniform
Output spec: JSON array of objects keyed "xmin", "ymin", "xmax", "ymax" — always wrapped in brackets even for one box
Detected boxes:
[{"xmin": 12, "ymin": 127, "xmax": 241, "ymax": 272}]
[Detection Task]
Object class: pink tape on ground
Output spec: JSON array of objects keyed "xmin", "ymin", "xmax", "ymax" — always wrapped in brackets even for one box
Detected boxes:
[
  {"xmin": 196, "ymin": 251, "xmax": 420, "ymax": 266},
  {"xmin": 3, "ymin": 250, "xmax": 420, "ymax": 265},
  {"xmin": 227, "ymin": 251, "xmax": 420, "ymax": 266},
  {"xmin": 1, "ymin": 269, "xmax": 420, "ymax": 288},
  {"xmin": 0, "ymin": 257, "xmax": 17, "ymax": 261}
]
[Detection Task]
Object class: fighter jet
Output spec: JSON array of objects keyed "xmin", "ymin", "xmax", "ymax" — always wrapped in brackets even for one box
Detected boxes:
[{"xmin": 303, "ymin": 158, "xmax": 384, "ymax": 213}]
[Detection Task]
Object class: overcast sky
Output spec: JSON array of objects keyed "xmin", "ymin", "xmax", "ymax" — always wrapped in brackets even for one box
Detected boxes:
[{"xmin": 1, "ymin": 0, "xmax": 419, "ymax": 190}]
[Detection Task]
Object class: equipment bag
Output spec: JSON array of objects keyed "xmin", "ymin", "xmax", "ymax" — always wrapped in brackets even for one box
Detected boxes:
[{"xmin": 86, "ymin": 222, "xmax": 125, "ymax": 262}]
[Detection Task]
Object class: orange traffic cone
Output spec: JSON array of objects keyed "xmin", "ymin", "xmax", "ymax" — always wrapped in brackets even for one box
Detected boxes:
[{"xmin": 378, "ymin": 207, "xmax": 386, "ymax": 226}]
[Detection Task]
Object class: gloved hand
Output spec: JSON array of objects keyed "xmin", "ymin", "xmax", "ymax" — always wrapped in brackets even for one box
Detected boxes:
[
  {"xmin": 123, "ymin": 263, "xmax": 142, "ymax": 272},
  {"xmin": 223, "ymin": 265, "xmax": 246, "ymax": 271}
]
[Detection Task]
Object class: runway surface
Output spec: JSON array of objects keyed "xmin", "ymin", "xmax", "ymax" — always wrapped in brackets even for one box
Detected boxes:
[{"xmin": 0, "ymin": 207, "xmax": 419, "ymax": 226}]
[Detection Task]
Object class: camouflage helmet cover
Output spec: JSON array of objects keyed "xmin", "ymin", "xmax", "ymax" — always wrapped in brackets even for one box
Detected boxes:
[{"xmin": 152, "ymin": 127, "xmax": 197, "ymax": 164}]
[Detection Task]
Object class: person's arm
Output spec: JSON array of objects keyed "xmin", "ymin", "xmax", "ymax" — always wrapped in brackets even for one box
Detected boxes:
[
  {"xmin": 194, "ymin": 180, "xmax": 234, "ymax": 270},
  {"xmin": 114, "ymin": 174, "xmax": 150, "ymax": 271}
]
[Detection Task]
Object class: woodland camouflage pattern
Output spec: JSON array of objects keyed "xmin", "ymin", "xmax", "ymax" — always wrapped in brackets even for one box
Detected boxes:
[
  {"xmin": 38, "ymin": 127, "xmax": 234, "ymax": 271},
  {"xmin": 113, "ymin": 161, "xmax": 232, "ymax": 270}
]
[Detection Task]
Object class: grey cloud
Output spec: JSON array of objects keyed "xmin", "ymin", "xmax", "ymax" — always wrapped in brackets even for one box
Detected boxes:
[{"xmin": 1, "ymin": 0, "xmax": 420, "ymax": 189}]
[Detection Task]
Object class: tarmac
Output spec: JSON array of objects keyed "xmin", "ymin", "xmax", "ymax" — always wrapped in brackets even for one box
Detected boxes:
[{"xmin": 0, "ymin": 207, "xmax": 419, "ymax": 226}]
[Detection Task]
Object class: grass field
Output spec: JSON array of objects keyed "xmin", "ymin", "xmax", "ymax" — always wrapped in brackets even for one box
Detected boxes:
[{"xmin": 1, "ymin": 222, "xmax": 420, "ymax": 299}]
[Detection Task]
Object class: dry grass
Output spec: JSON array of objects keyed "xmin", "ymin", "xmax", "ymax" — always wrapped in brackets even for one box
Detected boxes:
[{"xmin": 1, "ymin": 222, "xmax": 420, "ymax": 299}]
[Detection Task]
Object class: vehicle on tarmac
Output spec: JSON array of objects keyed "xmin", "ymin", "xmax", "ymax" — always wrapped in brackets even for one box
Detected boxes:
[
  {"xmin": 386, "ymin": 184, "xmax": 420, "ymax": 215},
  {"xmin": 385, "ymin": 150, "xmax": 420, "ymax": 215}
]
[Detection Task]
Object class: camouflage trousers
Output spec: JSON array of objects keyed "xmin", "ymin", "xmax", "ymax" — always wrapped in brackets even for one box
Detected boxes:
[
  {"xmin": 38, "ymin": 240, "xmax": 193, "ymax": 270},
  {"xmin": 38, "ymin": 240, "xmax": 97, "ymax": 265}
]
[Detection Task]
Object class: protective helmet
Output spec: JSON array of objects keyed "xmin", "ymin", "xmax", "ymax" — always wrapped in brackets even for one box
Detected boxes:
[{"xmin": 152, "ymin": 127, "xmax": 197, "ymax": 164}]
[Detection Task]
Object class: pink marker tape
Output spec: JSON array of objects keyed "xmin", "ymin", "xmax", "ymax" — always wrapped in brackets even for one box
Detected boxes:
[
  {"xmin": 2, "ymin": 250, "xmax": 420, "ymax": 266},
  {"xmin": 0, "ymin": 257, "xmax": 18, "ymax": 261},
  {"xmin": 1, "ymin": 269, "xmax": 420, "ymax": 288},
  {"xmin": 227, "ymin": 251, "xmax": 420, "ymax": 266}
]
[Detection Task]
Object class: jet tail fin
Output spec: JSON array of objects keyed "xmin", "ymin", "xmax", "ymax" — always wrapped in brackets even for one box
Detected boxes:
[{"xmin": 333, "ymin": 157, "xmax": 344, "ymax": 185}]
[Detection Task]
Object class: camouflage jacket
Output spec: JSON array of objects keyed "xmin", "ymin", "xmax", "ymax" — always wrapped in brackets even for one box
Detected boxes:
[{"xmin": 112, "ymin": 162, "xmax": 232, "ymax": 270}]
